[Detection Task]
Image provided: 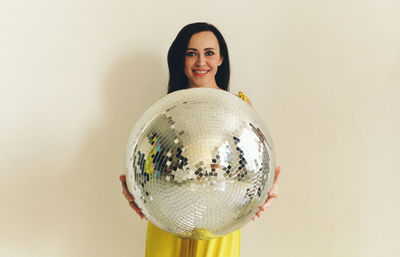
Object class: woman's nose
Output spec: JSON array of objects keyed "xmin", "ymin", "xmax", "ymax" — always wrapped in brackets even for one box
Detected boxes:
[{"xmin": 196, "ymin": 54, "xmax": 206, "ymax": 66}]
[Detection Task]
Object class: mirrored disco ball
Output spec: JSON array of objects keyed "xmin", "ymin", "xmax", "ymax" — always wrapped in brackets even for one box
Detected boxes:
[{"xmin": 125, "ymin": 88, "xmax": 275, "ymax": 240}]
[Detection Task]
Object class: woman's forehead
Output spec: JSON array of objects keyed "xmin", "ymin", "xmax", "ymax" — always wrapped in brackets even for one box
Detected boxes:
[{"xmin": 187, "ymin": 31, "xmax": 219, "ymax": 49}]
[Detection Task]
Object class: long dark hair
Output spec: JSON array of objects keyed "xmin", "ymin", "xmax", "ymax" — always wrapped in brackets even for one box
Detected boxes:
[{"xmin": 167, "ymin": 22, "xmax": 230, "ymax": 94}]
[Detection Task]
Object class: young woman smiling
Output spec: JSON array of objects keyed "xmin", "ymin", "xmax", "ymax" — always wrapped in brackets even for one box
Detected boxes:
[
  {"xmin": 120, "ymin": 22, "xmax": 280, "ymax": 257},
  {"xmin": 183, "ymin": 31, "xmax": 224, "ymax": 89}
]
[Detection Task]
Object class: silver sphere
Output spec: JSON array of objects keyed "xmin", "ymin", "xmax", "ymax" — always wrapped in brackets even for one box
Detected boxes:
[{"xmin": 125, "ymin": 88, "xmax": 275, "ymax": 240}]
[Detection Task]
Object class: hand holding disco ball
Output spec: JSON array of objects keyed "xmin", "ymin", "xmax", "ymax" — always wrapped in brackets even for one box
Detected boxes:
[
  {"xmin": 120, "ymin": 174, "xmax": 146, "ymax": 220},
  {"xmin": 121, "ymin": 88, "xmax": 280, "ymax": 240}
]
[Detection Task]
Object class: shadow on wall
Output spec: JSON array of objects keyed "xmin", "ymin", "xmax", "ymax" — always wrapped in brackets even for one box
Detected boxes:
[{"xmin": 69, "ymin": 52, "xmax": 166, "ymax": 256}]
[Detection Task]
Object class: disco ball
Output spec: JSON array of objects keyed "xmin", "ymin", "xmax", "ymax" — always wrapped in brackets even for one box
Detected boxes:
[{"xmin": 125, "ymin": 88, "xmax": 275, "ymax": 240}]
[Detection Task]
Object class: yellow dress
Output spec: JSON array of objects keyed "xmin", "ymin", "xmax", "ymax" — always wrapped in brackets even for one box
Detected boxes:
[
  {"xmin": 145, "ymin": 222, "xmax": 241, "ymax": 257},
  {"xmin": 145, "ymin": 91, "xmax": 250, "ymax": 257}
]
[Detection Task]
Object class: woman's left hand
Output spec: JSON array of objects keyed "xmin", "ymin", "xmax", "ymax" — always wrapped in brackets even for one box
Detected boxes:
[{"xmin": 252, "ymin": 166, "xmax": 281, "ymax": 221}]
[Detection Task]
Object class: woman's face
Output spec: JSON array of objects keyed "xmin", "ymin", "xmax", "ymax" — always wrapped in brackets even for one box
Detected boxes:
[{"xmin": 184, "ymin": 31, "xmax": 223, "ymax": 89}]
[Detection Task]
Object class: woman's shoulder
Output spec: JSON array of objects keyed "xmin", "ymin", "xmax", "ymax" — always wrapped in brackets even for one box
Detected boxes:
[{"xmin": 236, "ymin": 91, "xmax": 252, "ymax": 106}]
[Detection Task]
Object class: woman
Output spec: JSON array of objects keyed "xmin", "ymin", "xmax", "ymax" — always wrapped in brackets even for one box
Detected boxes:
[{"xmin": 120, "ymin": 22, "xmax": 281, "ymax": 257}]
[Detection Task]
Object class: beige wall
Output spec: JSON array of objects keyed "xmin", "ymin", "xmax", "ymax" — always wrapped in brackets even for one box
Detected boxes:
[{"xmin": 1, "ymin": 1, "xmax": 399, "ymax": 256}]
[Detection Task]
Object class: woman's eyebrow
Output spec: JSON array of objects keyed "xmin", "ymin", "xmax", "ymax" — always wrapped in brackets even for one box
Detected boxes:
[{"xmin": 186, "ymin": 47, "xmax": 216, "ymax": 51}]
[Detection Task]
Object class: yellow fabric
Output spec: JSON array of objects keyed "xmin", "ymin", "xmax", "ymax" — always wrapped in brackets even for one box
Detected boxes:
[
  {"xmin": 237, "ymin": 91, "xmax": 249, "ymax": 104},
  {"xmin": 144, "ymin": 91, "xmax": 249, "ymax": 257},
  {"xmin": 145, "ymin": 222, "xmax": 241, "ymax": 257}
]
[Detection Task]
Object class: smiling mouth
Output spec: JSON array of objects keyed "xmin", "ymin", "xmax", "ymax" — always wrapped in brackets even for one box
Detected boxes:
[{"xmin": 193, "ymin": 70, "xmax": 210, "ymax": 75}]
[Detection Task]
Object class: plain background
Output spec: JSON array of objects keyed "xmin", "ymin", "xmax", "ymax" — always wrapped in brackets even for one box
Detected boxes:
[{"xmin": 1, "ymin": 1, "xmax": 399, "ymax": 256}]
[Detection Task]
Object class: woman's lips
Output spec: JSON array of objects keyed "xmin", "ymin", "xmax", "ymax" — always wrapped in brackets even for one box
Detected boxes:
[{"xmin": 193, "ymin": 69, "xmax": 210, "ymax": 77}]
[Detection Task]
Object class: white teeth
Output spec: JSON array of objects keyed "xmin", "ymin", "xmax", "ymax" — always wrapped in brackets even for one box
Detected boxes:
[{"xmin": 194, "ymin": 70, "xmax": 208, "ymax": 74}]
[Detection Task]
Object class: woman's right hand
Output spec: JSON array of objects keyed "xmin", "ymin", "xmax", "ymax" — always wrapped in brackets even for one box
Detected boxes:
[{"xmin": 119, "ymin": 174, "xmax": 147, "ymax": 220}]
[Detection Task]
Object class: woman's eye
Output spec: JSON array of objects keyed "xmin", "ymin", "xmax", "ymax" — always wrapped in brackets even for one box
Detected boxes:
[
  {"xmin": 205, "ymin": 51, "xmax": 215, "ymax": 56},
  {"xmin": 186, "ymin": 52, "xmax": 197, "ymax": 57}
]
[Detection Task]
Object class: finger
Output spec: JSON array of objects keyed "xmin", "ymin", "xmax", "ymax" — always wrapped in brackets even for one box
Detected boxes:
[
  {"xmin": 273, "ymin": 166, "xmax": 281, "ymax": 184},
  {"xmin": 129, "ymin": 201, "xmax": 141, "ymax": 212},
  {"xmin": 120, "ymin": 176, "xmax": 135, "ymax": 201},
  {"xmin": 260, "ymin": 198, "xmax": 273, "ymax": 210},
  {"xmin": 121, "ymin": 181, "xmax": 134, "ymax": 201},
  {"xmin": 129, "ymin": 202, "xmax": 146, "ymax": 220},
  {"xmin": 267, "ymin": 167, "xmax": 280, "ymax": 198},
  {"xmin": 120, "ymin": 175, "xmax": 130, "ymax": 192},
  {"xmin": 120, "ymin": 176, "xmax": 128, "ymax": 189},
  {"xmin": 119, "ymin": 174, "xmax": 126, "ymax": 182},
  {"xmin": 259, "ymin": 199, "xmax": 268, "ymax": 211},
  {"xmin": 268, "ymin": 189, "xmax": 278, "ymax": 199},
  {"xmin": 123, "ymin": 188, "xmax": 134, "ymax": 201},
  {"xmin": 259, "ymin": 201, "xmax": 271, "ymax": 211}
]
